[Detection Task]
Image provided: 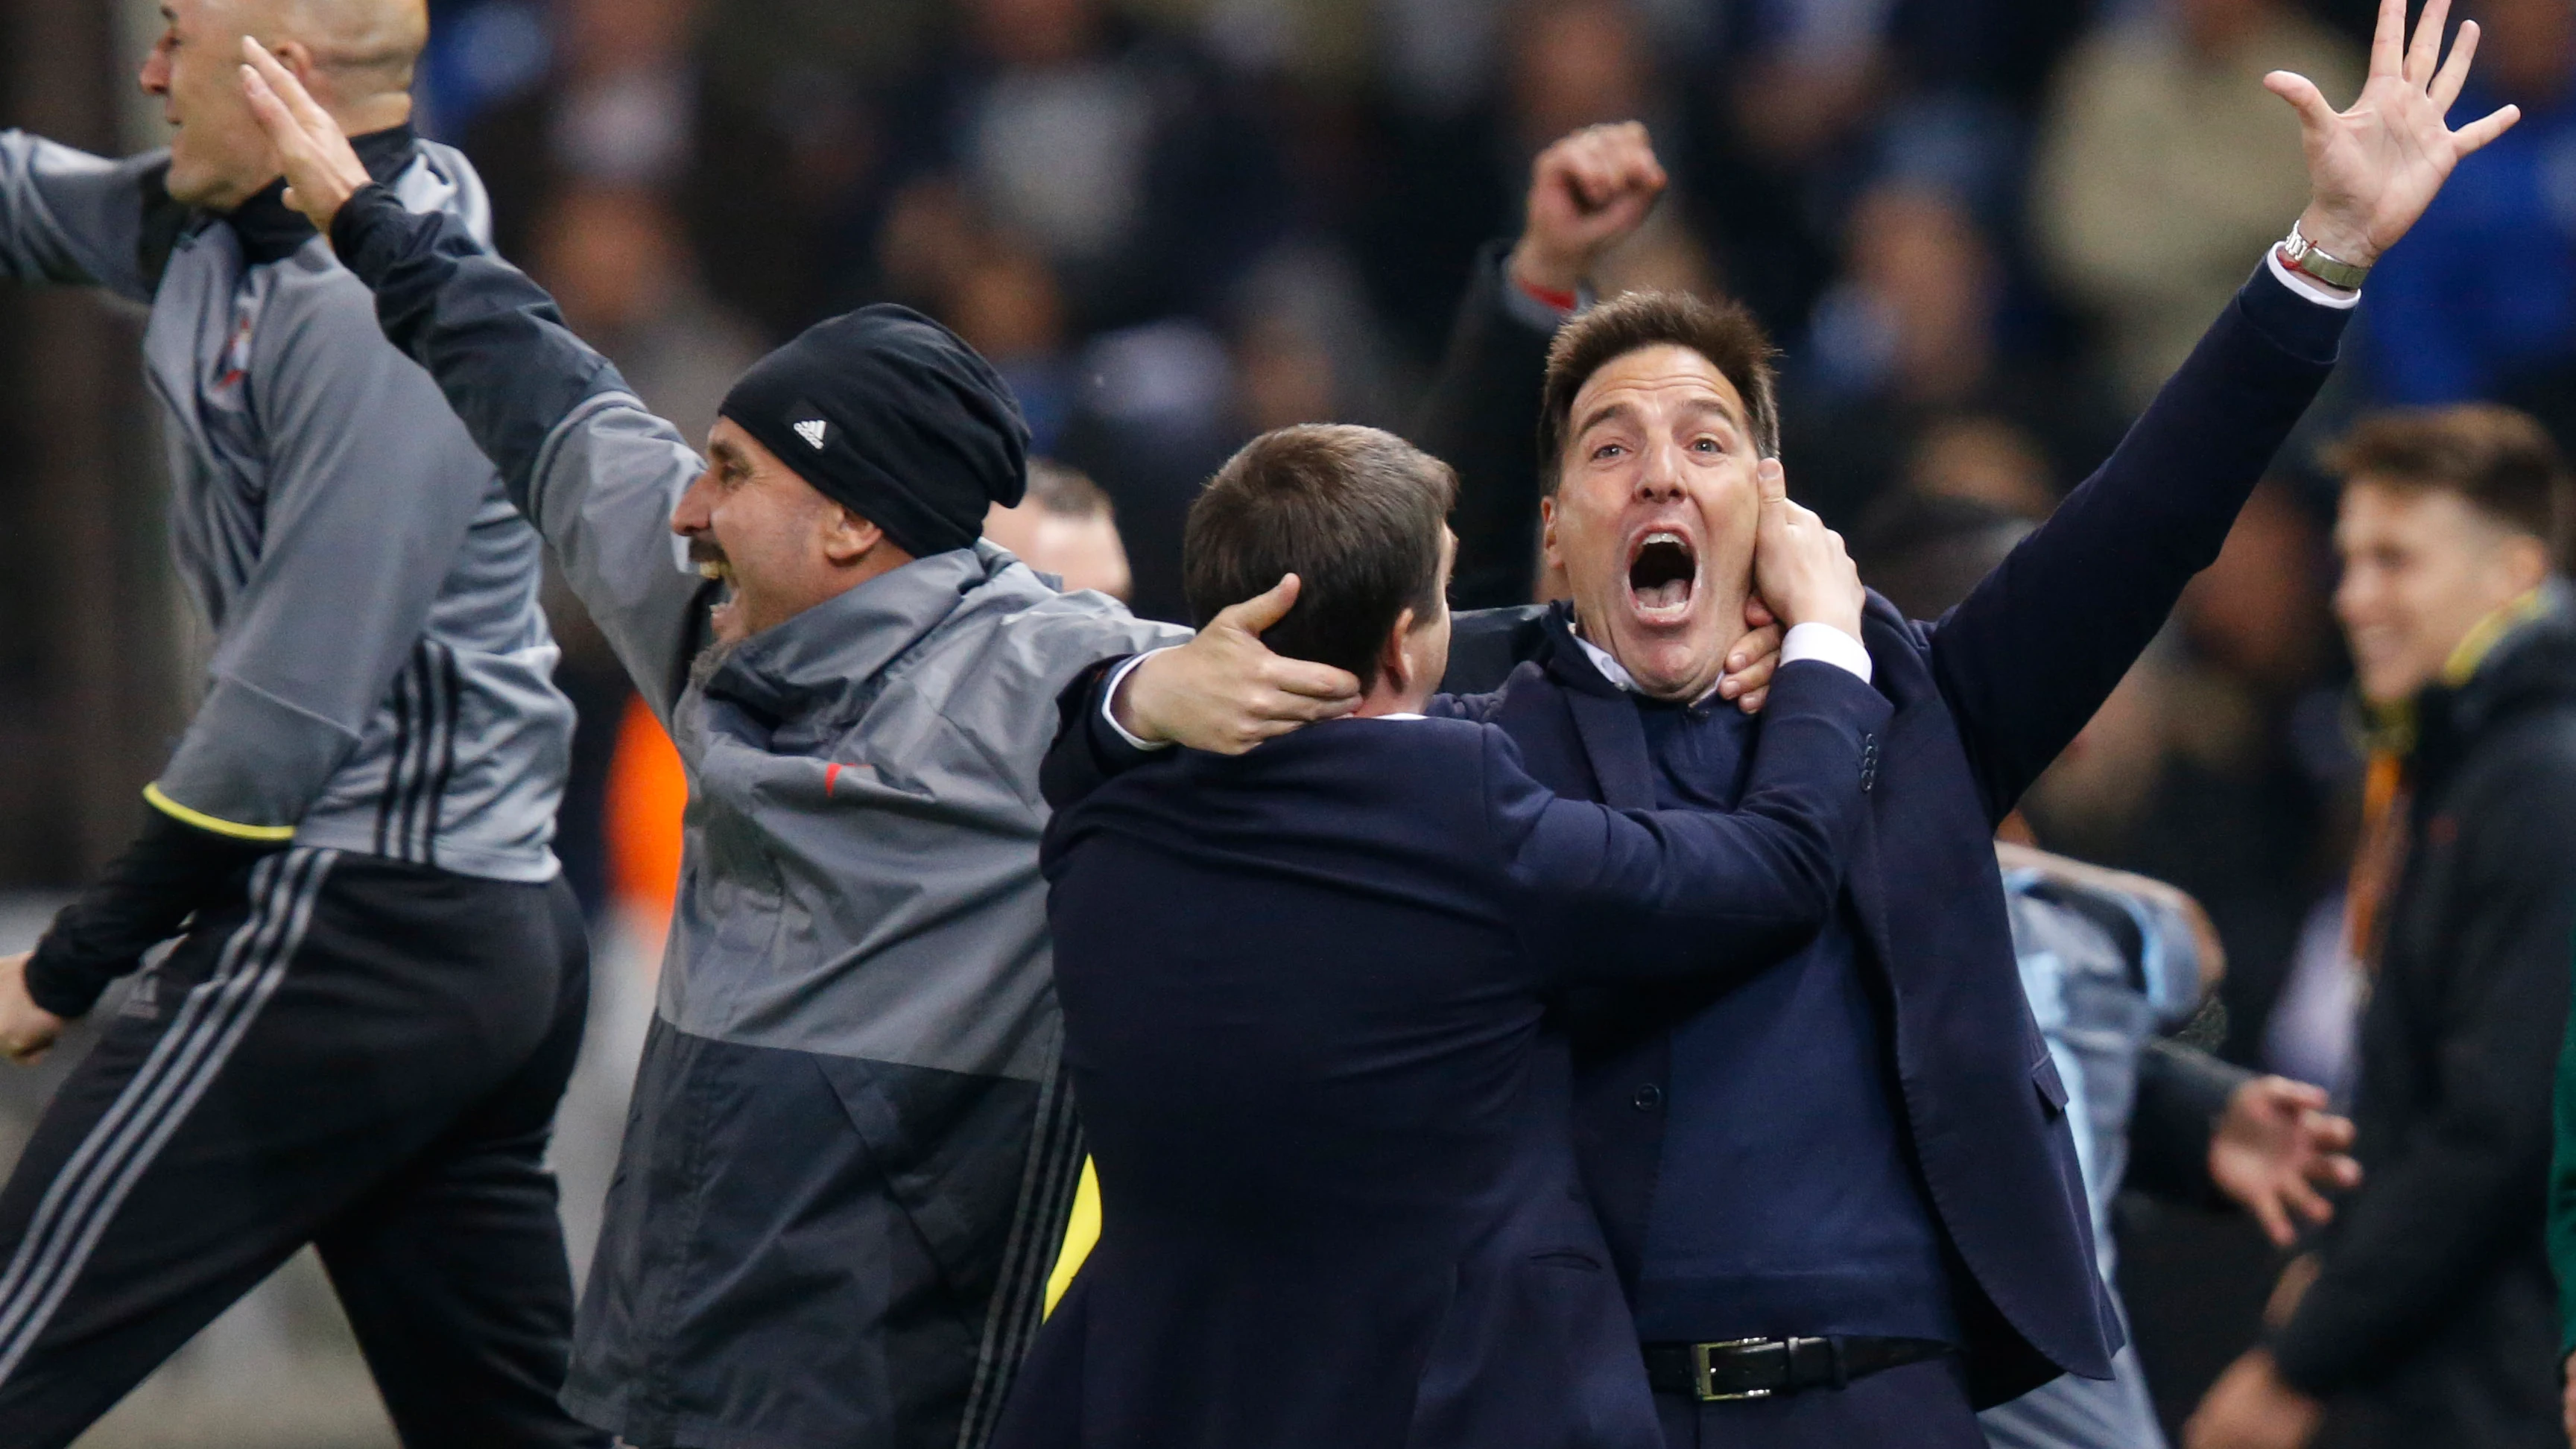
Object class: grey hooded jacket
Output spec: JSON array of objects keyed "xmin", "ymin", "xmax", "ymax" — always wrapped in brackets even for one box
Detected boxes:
[
  {"xmin": 0, "ymin": 129, "xmax": 571, "ymax": 881},
  {"xmin": 329, "ymin": 183, "xmax": 1186, "ymax": 1448}
]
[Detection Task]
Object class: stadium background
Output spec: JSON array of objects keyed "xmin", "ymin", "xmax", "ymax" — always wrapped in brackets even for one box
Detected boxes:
[{"xmin": 1, "ymin": 0, "xmax": 2569, "ymax": 1442}]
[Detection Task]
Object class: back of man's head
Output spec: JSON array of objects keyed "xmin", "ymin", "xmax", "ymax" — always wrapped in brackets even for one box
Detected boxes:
[
  {"xmin": 270, "ymin": 0, "xmax": 429, "ymax": 97},
  {"xmin": 1184, "ymin": 425, "xmax": 1456, "ymax": 689},
  {"xmin": 2326, "ymin": 404, "xmax": 2572, "ymax": 563}
]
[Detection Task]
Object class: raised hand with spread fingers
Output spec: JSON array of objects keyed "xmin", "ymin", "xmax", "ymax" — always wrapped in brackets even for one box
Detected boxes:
[{"xmin": 2268, "ymin": 0, "xmax": 2520, "ymax": 273}]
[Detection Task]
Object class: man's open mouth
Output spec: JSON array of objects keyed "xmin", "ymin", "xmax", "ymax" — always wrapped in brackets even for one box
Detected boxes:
[
  {"xmin": 1625, "ymin": 530, "xmax": 1699, "ymax": 624},
  {"xmin": 689, "ymin": 539, "xmax": 734, "ymax": 588}
]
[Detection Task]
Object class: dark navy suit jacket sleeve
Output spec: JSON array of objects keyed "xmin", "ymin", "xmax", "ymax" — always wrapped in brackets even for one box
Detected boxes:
[
  {"xmin": 1040, "ymin": 654, "xmax": 1157, "ymax": 811},
  {"xmin": 1925, "ymin": 263, "xmax": 2348, "ymax": 822},
  {"xmin": 1489, "ymin": 660, "xmax": 1890, "ymax": 981},
  {"xmin": 1413, "ymin": 242, "xmax": 1555, "ymax": 612},
  {"xmin": 1039, "ymin": 653, "xmax": 1518, "ymax": 812}
]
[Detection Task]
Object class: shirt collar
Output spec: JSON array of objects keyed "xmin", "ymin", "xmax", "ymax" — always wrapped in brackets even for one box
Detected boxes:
[{"xmin": 1568, "ymin": 622, "xmax": 1728, "ymax": 706}]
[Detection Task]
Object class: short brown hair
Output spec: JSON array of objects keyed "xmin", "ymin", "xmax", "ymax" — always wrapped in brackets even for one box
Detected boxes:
[
  {"xmin": 2326, "ymin": 405, "xmax": 2573, "ymax": 559},
  {"xmin": 1537, "ymin": 290, "xmax": 1781, "ymax": 494},
  {"xmin": 1183, "ymin": 425, "xmax": 1457, "ymax": 689}
]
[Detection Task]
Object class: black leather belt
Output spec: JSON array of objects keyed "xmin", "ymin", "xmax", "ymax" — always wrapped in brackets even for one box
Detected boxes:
[{"xmin": 1642, "ymin": 1336, "xmax": 1952, "ymax": 1401}]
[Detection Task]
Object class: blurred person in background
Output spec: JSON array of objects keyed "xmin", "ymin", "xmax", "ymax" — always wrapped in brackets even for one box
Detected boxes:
[
  {"xmin": 526, "ymin": 180, "xmax": 762, "ymax": 916},
  {"xmin": 2022, "ymin": 479, "xmax": 2349, "ymax": 1074},
  {"xmin": 2189, "ymin": 405, "xmax": 2576, "ymax": 1449},
  {"xmin": 530, "ymin": 182, "xmax": 765, "ymax": 451},
  {"xmin": 2034, "ymin": 0, "xmax": 2362, "ymax": 410},
  {"xmin": 873, "ymin": 177, "xmax": 1083, "ymax": 452},
  {"xmin": 896, "ymin": 0, "xmax": 1288, "ymax": 336},
  {"xmin": 1986, "ymin": 843, "xmax": 2362, "ymax": 1449},
  {"xmin": 1901, "ymin": 418, "xmax": 2063, "ymax": 521},
  {"xmin": 463, "ymin": 0, "xmax": 831, "ymax": 337},
  {"xmin": 1785, "ymin": 180, "xmax": 2121, "ymax": 530},
  {"xmin": 984, "ymin": 460, "xmax": 1135, "ymax": 602},
  {"xmin": 0, "ymin": 2, "xmax": 603, "ymax": 1444},
  {"xmin": 2361, "ymin": 0, "xmax": 2576, "ymax": 407},
  {"xmin": 1050, "ymin": 244, "xmax": 1402, "ymax": 624}
]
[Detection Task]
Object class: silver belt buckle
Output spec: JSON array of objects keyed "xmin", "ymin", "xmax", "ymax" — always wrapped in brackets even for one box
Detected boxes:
[{"xmin": 1692, "ymin": 1337, "xmax": 1777, "ymax": 1402}]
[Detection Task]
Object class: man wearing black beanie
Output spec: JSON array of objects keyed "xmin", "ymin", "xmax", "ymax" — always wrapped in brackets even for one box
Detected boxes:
[
  {"xmin": 715, "ymin": 305, "xmax": 1028, "ymax": 561},
  {"xmin": 240, "ymin": 41, "xmax": 1365, "ymax": 1449}
]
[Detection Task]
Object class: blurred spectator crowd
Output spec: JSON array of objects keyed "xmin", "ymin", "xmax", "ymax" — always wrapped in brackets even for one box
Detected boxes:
[{"xmin": 405, "ymin": 0, "xmax": 2576, "ymax": 1430}]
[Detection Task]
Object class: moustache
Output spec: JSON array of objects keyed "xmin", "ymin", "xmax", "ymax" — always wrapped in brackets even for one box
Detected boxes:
[{"xmin": 687, "ymin": 539, "xmax": 729, "ymax": 569}]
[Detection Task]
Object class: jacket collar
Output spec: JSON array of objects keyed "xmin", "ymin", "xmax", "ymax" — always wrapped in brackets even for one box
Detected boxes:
[
  {"xmin": 700, "ymin": 545, "xmax": 996, "ymax": 729},
  {"xmin": 223, "ymin": 123, "xmax": 419, "ymax": 265},
  {"xmin": 1538, "ymin": 602, "xmax": 1632, "ymax": 700},
  {"xmin": 2402, "ymin": 578, "xmax": 2576, "ymax": 778},
  {"xmin": 1535, "ymin": 604, "xmax": 1662, "ymax": 810}
]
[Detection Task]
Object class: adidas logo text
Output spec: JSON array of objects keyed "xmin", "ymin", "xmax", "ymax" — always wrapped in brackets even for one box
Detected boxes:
[{"xmin": 794, "ymin": 418, "xmax": 829, "ymax": 449}]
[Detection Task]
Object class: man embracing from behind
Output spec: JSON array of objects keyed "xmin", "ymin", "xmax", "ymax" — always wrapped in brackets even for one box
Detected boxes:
[{"xmin": 1004, "ymin": 422, "xmax": 1884, "ymax": 1449}]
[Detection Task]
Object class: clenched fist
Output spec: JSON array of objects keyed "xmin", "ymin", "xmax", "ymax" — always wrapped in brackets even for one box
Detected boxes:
[{"xmin": 1509, "ymin": 122, "xmax": 1668, "ymax": 299}]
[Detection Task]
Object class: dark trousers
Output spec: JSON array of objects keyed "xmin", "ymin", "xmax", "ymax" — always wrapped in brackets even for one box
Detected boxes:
[
  {"xmin": 0, "ymin": 849, "xmax": 608, "ymax": 1448},
  {"xmin": 1655, "ymin": 1354, "xmax": 1987, "ymax": 1448}
]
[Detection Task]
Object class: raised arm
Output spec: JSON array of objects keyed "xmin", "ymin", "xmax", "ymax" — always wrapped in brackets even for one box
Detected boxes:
[
  {"xmin": 1929, "ymin": 0, "xmax": 2518, "ymax": 820},
  {"xmin": 1418, "ymin": 123, "xmax": 1665, "ymax": 611},
  {"xmin": 0, "ymin": 132, "xmax": 175, "ymax": 301},
  {"xmin": 241, "ymin": 40, "xmax": 712, "ymax": 718}
]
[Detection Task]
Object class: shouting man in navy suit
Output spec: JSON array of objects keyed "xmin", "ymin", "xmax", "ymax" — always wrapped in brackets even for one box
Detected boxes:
[
  {"xmin": 1068, "ymin": 0, "xmax": 2518, "ymax": 1441},
  {"xmin": 1007, "ymin": 422, "xmax": 1886, "ymax": 1449}
]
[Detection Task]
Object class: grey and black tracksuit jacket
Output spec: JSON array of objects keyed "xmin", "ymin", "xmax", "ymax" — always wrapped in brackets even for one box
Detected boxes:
[
  {"xmin": 325, "ymin": 180, "xmax": 1186, "ymax": 1448},
  {"xmin": 0, "ymin": 127, "xmax": 598, "ymax": 1448},
  {"xmin": 0, "ymin": 126, "xmax": 572, "ymax": 1014}
]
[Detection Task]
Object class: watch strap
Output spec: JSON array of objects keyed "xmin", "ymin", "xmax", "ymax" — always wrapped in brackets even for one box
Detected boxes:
[{"xmin": 2280, "ymin": 221, "xmax": 2370, "ymax": 290}]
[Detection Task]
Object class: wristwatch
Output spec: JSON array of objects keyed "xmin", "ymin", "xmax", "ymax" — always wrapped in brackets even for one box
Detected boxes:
[{"xmin": 2279, "ymin": 221, "xmax": 2370, "ymax": 291}]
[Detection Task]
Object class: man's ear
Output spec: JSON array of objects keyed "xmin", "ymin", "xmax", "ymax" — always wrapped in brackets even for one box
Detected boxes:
[
  {"xmin": 1379, "ymin": 606, "xmax": 1419, "ymax": 696},
  {"xmin": 2501, "ymin": 533, "xmax": 2553, "ymax": 596},
  {"xmin": 260, "ymin": 37, "xmax": 338, "ymax": 110},
  {"xmin": 821, "ymin": 506, "xmax": 888, "ymax": 567},
  {"xmin": 1539, "ymin": 495, "xmax": 1561, "ymax": 571},
  {"xmin": 266, "ymin": 37, "xmax": 320, "ymax": 83}
]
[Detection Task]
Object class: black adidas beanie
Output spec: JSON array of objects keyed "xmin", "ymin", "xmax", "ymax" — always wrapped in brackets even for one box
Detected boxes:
[{"xmin": 716, "ymin": 304, "xmax": 1030, "ymax": 559}]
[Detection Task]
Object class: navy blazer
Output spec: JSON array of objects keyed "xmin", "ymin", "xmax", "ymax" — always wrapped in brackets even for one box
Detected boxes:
[
  {"xmin": 998, "ymin": 662, "xmax": 1888, "ymax": 1449},
  {"xmin": 1434, "ymin": 264, "xmax": 2348, "ymax": 1407}
]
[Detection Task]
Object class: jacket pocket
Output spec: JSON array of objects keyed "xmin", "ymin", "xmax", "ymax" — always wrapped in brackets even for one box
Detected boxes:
[
  {"xmin": 1525, "ymin": 1248, "xmax": 1607, "ymax": 1271},
  {"xmin": 2033, "ymin": 1051, "xmax": 2070, "ymax": 1119}
]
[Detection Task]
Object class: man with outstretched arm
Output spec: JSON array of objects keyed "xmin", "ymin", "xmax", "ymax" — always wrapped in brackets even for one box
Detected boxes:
[
  {"xmin": 236, "ymin": 37, "xmax": 1493, "ymax": 1449},
  {"xmin": 0, "ymin": 3, "xmax": 602, "ymax": 1443},
  {"xmin": 1059, "ymin": 1, "xmax": 2513, "ymax": 1440}
]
